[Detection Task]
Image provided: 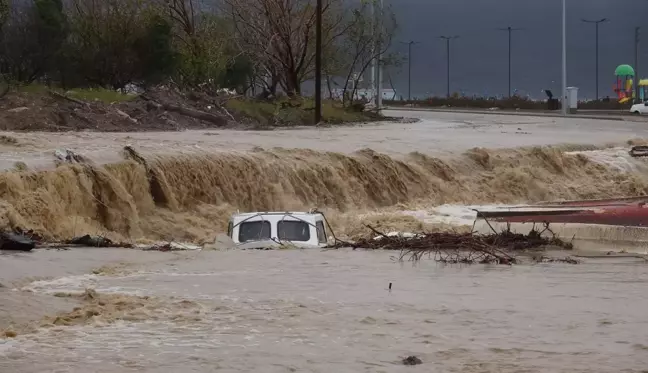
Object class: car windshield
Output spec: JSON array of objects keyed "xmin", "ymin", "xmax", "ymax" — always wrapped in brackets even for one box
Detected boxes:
[
  {"xmin": 238, "ymin": 221, "xmax": 271, "ymax": 242},
  {"xmin": 277, "ymin": 220, "xmax": 310, "ymax": 241}
]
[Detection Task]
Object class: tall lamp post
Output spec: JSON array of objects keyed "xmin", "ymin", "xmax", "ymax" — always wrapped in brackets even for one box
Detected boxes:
[
  {"xmin": 400, "ymin": 40, "xmax": 419, "ymax": 101},
  {"xmin": 635, "ymin": 26, "xmax": 640, "ymax": 103},
  {"xmin": 581, "ymin": 18, "xmax": 608, "ymax": 101},
  {"xmin": 440, "ymin": 35, "xmax": 459, "ymax": 98},
  {"xmin": 314, "ymin": 0, "xmax": 322, "ymax": 123},
  {"xmin": 561, "ymin": 0, "xmax": 567, "ymax": 116},
  {"xmin": 497, "ymin": 27, "xmax": 523, "ymax": 97}
]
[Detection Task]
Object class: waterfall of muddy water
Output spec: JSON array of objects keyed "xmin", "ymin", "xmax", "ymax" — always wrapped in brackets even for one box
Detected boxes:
[
  {"xmin": 1, "ymin": 249, "xmax": 648, "ymax": 373},
  {"xmin": 1, "ymin": 143, "xmax": 648, "ymax": 242}
]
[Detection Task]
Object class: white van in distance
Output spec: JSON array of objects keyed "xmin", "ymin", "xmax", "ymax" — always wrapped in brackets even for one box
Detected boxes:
[{"xmin": 630, "ymin": 101, "xmax": 648, "ymax": 115}]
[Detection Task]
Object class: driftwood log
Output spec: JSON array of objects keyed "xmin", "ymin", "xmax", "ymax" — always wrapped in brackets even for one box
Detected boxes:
[
  {"xmin": 48, "ymin": 90, "xmax": 89, "ymax": 107},
  {"xmin": 141, "ymin": 95, "xmax": 228, "ymax": 127}
]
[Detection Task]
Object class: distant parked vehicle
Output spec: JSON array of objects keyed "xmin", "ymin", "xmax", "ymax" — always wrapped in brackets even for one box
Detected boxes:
[{"xmin": 630, "ymin": 101, "xmax": 648, "ymax": 114}]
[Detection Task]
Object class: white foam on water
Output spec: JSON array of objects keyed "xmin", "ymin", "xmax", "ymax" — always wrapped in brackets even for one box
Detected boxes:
[
  {"xmin": 21, "ymin": 274, "xmax": 100, "ymax": 294},
  {"xmin": 21, "ymin": 274, "xmax": 147, "ymax": 296},
  {"xmin": 0, "ymin": 339, "xmax": 15, "ymax": 356},
  {"xmin": 567, "ymin": 147, "xmax": 648, "ymax": 173},
  {"xmin": 399, "ymin": 204, "xmax": 527, "ymax": 227}
]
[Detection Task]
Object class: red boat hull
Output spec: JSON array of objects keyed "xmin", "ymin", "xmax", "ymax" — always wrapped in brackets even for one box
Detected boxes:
[
  {"xmin": 534, "ymin": 196, "xmax": 648, "ymax": 208},
  {"xmin": 477, "ymin": 196, "xmax": 648, "ymax": 227}
]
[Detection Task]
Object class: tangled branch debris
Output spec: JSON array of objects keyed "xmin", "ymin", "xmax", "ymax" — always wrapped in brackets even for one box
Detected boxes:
[
  {"xmin": 531, "ymin": 255, "xmax": 580, "ymax": 264},
  {"xmin": 350, "ymin": 225, "xmax": 575, "ymax": 265},
  {"xmin": 65, "ymin": 235, "xmax": 132, "ymax": 248}
]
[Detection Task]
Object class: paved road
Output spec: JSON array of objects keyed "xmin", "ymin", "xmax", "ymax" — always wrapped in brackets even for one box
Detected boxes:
[
  {"xmin": 1, "ymin": 109, "xmax": 647, "ymax": 170},
  {"xmin": 385, "ymin": 106, "xmax": 644, "ymax": 121}
]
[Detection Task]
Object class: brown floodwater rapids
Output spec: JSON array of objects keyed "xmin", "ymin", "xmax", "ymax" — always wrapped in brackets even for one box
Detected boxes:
[
  {"xmin": 1, "ymin": 110, "xmax": 648, "ymax": 242},
  {"xmin": 2, "ymin": 111, "xmax": 648, "ymax": 372}
]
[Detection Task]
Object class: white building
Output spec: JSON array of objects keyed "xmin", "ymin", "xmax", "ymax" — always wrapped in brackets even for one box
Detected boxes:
[{"xmin": 330, "ymin": 88, "xmax": 396, "ymax": 101}]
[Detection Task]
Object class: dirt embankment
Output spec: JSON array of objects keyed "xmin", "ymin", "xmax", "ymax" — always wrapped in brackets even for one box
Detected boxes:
[
  {"xmin": 0, "ymin": 87, "xmax": 383, "ymax": 132},
  {"xmin": 0, "ymin": 88, "xmax": 234, "ymax": 132}
]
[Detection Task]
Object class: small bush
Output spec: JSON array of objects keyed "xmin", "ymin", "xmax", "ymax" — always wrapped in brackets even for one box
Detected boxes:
[{"xmin": 225, "ymin": 98, "xmax": 374, "ymax": 126}]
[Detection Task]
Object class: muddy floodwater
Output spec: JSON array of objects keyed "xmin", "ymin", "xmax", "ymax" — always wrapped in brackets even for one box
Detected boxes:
[
  {"xmin": 1, "ymin": 248, "xmax": 648, "ymax": 373},
  {"xmin": 2, "ymin": 111, "xmax": 648, "ymax": 372}
]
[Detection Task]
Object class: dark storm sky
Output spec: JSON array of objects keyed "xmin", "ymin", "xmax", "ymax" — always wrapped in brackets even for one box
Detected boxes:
[{"xmin": 386, "ymin": 0, "xmax": 648, "ymax": 99}]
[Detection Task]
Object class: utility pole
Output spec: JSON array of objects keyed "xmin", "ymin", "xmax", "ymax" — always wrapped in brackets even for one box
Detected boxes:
[
  {"xmin": 497, "ymin": 27, "xmax": 522, "ymax": 97},
  {"xmin": 314, "ymin": 0, "xmax": 322, "ymax": 123},
  {"xmin": 440, "ymin": 35, "xmax": 459, "ymax": 98},
  {"xmin": 561, "ymin": 0, "xmax": 567, "ymax": 116},
  {"xmin": 369, "ymin": 0, "xmax": 375, "ymax": 98},
  {"xmin": 635, "ymin": 26, "xmax": 640, "ymax": 103},
  {"xmin": 375, "ymin": 0, "xmax": 384, "ymax": 111},
  {"xmin": 400, "ymin": 40, "xmax": 419, "ymax": 101},
  {"xmin": 581, "ymin": 18, "xmax": 608, "ymax": 101}
]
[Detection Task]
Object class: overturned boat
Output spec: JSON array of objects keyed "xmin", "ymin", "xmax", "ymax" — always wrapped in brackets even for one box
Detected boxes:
[{"xmin": 472, "ymin": 196, "xmax": 648, "ymax": 251}]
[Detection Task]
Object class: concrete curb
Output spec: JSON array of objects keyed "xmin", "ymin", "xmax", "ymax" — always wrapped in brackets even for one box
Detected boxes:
[{"xmin": 383, "ymin": 107, "xmax": 645, "ymax": 122}]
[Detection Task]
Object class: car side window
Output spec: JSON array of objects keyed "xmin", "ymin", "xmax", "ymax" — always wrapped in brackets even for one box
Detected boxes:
[{"xmin": 316, "ymin": 221, "xmax": 327, "ymax": 244}]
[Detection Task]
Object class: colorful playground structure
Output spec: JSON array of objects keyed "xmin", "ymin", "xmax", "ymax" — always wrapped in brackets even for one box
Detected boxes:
[{"xmin": 614, "ymin": 64, "xmax": 648, "ymax": 103}]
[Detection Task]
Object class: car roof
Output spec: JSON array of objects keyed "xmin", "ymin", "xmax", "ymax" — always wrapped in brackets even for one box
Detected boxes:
[{"xmin": 232, "ymin": 211, "xmax": 322, "ymax": 217}]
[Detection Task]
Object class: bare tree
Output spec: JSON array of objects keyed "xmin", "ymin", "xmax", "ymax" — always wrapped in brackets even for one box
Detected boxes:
[
  {"xmin": 164, "ymin": 0, "xmax": 246, "ymax": 91},
  {"xmin": 165, "ymin": 0, "xmax": 199, "ymax": 50},
  {"xmin": 66, "ymin": 0, "xmax": 155, "ymax": 88},
  {"xmin": 223, "ymin": 0, "xmax": 349, "ymax": 96},
  {"xmin": 336, "ymin": 0, "xmax": 398, "ymax": 106},
  {"xmin": 0, "ymin": 0, "xmax": 8, "ymax": 26}
]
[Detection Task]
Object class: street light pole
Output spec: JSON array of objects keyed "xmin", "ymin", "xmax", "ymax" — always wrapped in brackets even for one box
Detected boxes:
[
  {"xmin": 561, "ymin": 0, "xmax": 567, "ymax": 116},
  {"xmin": 581, "ymin": 18, "xmax": 608, "ymax": 101},
  {"xmin": 497, "ymin": 27, "xmax": 522, "ymax": 97},
  {"xmin": 400, "ymin": 40, "xmax": 418, "ymax": 101},
  {"xmin": 440, "ymin": 35, "xmax": 459, "ymax": 98},
  {"xmin": 635, "ymin": 27, "xmax": 640, "ymax": 103},
  {"xmin": 314, "ymin": 0, "xmax": 322, "ymax": 123}
]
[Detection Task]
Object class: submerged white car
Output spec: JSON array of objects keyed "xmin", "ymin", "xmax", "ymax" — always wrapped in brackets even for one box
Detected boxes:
[
  {"xmin": 630, "ymin": 102, "xmax": 648, "ymax": 115},
  {"xmin": 226, "ymin": 211, "xmax": 329, "ymax": 249}
]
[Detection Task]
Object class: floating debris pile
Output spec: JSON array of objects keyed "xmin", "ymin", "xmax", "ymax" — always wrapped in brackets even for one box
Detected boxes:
[
  {"xmin": 65, "ymin": 235, "xmax": 132, "ymax": 248},
  {"xmin": 349, "ymin": 226, "xmax": 576, "ymax": 265}
]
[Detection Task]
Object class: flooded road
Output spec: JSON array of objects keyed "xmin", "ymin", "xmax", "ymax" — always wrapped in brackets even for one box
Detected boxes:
[
  {"xmin": 2, "ymin": 110, "xmax": 648, "ymax": 170},
  {"xmin": 2, "ymin": 248, "xmax": 648, "ymax": 373}
]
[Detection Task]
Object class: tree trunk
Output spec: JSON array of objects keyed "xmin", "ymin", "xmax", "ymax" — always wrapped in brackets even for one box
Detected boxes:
[
  {"xmin": 283, "ymin": 71, "xmax": 301, "ymax": 97},
  {"xmin": 326, "ymin": 74, "xmax": 333, "ymax": 99}
]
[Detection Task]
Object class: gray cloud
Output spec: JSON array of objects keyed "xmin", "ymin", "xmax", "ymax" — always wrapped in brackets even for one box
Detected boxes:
[{"xmin": 386, "ymin": 0, "xmax": 648, "ymax": 99}]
